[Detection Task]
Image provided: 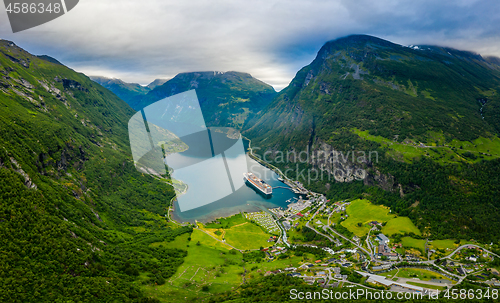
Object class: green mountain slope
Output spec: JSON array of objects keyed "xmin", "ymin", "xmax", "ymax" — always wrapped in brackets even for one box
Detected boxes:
[
  {"xmin": 90, "ymin": 76, "xmax": 151, "ymax": 105},
  {"xmin": 0, "ymin": 40, "xmax": 191, "ymax": 302},
  {"xmin": 133, "ymin": 71, "xmax": 277, "ymax": 129},
  {"xmin": 245, "ymin": 35, "xmax": 500, "ymax": 241},
  {"xmin": 146, "ymin": 78, "xmax": 168, "ymax": 90}
]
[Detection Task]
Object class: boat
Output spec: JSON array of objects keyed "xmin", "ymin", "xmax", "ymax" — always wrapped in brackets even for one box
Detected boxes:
[
  {"xmin": 277, "ymin": 177, "xmax": 284, "ymax": 182},
  {"xmin": 243, "ymin": 172, "xmax": 272, "ymax": 195}
]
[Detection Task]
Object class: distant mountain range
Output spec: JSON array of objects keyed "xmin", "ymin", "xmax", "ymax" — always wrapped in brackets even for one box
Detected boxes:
[
  {"xmin": 92, "ymin": 71, "xmax": 276, "ymax": 129},
  {"xmin": 90, "ymin": 76, "xmax": 152, "ymax": 105}
]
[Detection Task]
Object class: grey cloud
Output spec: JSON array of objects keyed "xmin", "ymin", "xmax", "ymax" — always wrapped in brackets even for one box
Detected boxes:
[{"xmin": 0, "ymin": 0, "xmax": 499, "ymax": 90}]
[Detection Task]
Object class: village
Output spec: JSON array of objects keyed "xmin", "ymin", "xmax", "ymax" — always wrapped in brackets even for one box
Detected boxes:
[{"xmin": 243, "ymin": 192, "xmax": 500, "ymax": 295}]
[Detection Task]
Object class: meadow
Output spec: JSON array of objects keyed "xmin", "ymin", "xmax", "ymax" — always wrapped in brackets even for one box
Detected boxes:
[
  {"xmin": 341, "ymin": 199, "xmax": 394, "ymax": 237},
  {"xmin": 428, "ymin": 239, "xmax": 458, "ymax": 251},
  {"xmin": 381, "ymin": 217, "xmax": 421, "ymax": 236},
  {"xmin": 224, "ymin": 222, "xmax": 271, "ymax": 250},
  {"xmin": 401, "ymin": 236, "xmax": 426, "ymax": 253}
]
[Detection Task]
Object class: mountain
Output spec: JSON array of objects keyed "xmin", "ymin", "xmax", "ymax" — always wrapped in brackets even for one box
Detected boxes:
[
  {"xmin": 0, "ymin": 40, "xmax": 191, "ymax": 302},
  {"xmin": 146, "ymin": 78, "xmax": 168, "ymax": 90},
  {"xmin": 133, "ymin": 71, "xmax": 277, "ymax": 129},
  {"xmin": 90, "ymin": 76, "xmax": 151, "ymax": 105},
  {"xmin": 245, "ymin": 35, "xmax": 500, "ymax": 241}
]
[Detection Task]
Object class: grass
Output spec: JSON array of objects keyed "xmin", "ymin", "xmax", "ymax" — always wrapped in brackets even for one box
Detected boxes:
[
  {"xmin": 401, "ymin": 237, "xmax": 426, "ymax": 253},
  {"xmin": 341, "ymin": 199, "xmax": 394, "ymax": 237},
  {"xmin": 395, "ymin": 268, "xmax": 451, "ymax": 282},
  {"xmin": 382, "ymin": 217, "xmax": 421, "ymax": 236},
  {"xmin": 224, "ymin": 222, "xmax": 271, "ymax": 250},
  {"xmin": 405, "ymin": 281, "xmax": 447, "ymax": 291},
  {"xmin": 205, "ymin": 213, "xmax": 247, "ymax": 229},
  {"xmin": 150, "ymin": 232, "xmax": 191, "ymax": 250},
  {"xmin": 428, "ymin": 239, "xmax": 458, "ymax": 251},
  {"xmin": 141, "ymin": 229, "xmax": 244, "ymax": 302},
  {"xmin": 353, "ymin": 128, "xmax": 500, "ymax": 164}
]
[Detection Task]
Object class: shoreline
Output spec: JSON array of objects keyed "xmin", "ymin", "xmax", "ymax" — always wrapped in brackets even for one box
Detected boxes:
[{"xmin": 168, "ymin": 136, "xmax": 309, "ymax": 225}]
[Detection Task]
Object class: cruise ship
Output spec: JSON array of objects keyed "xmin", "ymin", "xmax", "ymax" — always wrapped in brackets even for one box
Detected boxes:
[{"xmin": 243, "ymin": 172, "xmax": 272, "ymax": 195}]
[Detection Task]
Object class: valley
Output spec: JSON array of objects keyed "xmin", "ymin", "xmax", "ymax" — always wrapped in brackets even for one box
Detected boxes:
[{"xmin": 1, "ymin": 33, "xmax": 500, "ymax": 302}]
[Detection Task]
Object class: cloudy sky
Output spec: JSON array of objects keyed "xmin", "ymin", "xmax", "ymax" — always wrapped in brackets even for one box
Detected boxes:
[{"xmin": 1, "ymin": 0, "xmax": 499, "ymax": 90}]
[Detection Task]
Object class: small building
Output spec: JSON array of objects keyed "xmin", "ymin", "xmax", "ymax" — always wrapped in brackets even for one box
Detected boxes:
[
  {"xmin": 376, "ymin": 234, "xmax": 390, "ymax": 244},
  {"xmin": 315, "ymin": 260, "xmax": 322, "ymax": 263}
]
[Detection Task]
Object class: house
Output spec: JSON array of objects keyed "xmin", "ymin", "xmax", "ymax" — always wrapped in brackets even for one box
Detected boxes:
[
  {"xmin": 457, "ymin": 268, "xmax": 465, "ymax": 275},
  {"xmin": 332, "ymin": 267, "xmax": 341, "ymax": 274},
  {"xmin": 315, "ymin": 260, "xmax": 322, "ymax": 263},
  {"xmin": 296, "ymin": 212, "xmax": 303, "ymax": 217},
  {"xmin": 376, "ymin": 234, "xmax": 389, "ymax": 244}
]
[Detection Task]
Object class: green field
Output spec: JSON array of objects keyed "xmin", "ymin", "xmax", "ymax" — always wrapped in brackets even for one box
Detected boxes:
[
  {"xmin": 341, "ymin": 199, "xmax": 394, "ymax": 237},
  {"xmin": 382, "ymin": 217, "xmax": 421, "ymax": 236},
  {"xmin": 354, "ymin": 128, "xmax": 500, "ymax": 164},
  {"xmin": 205, "ymin": 213, "xmax": 247, "ymax": 229},
  {"xmin": 401, "ymin": 237, "xmax": 426, "ymax": 253},
  {"xmin": 224, "ymin": 222, "xmax": 271, "ymax": 250},
  {"xmin": 406, "ymin": 281, "xmax": 447, "ymax": 291},
  {"xmin": 395, "ymin": 268, "xmax": 451, "ymax": 281},
  {"xmin": 141, "ymin": 229, "xmax": 244, "ymax": 302},
  {"xmin": 150, "ymin": 232, "xmax": 191, "ymax": 250},
  {"xmin": 428, "ymin": 239, "xmax": 458, "ymax": 251}
]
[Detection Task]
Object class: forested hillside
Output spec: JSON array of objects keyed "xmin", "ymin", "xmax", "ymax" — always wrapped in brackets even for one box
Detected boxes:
[
  {"xmin": 245, "ymin": 35, "xmax": 500, "ymax": 242},
  {"xmin": 0, "ymin": 39, "xmax": 191, "ymax": 302}
]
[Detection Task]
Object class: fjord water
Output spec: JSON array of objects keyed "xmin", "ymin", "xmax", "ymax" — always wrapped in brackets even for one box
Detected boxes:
[{"xmin": 170, "ymin": 134, "xmax": 298, "ymax": 223}]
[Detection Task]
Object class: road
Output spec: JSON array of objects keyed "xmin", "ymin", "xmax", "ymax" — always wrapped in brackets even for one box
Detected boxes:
[
  {"xmin": 304, "ymin": 204, "xmax": 340, "ymax": 245},
  {"xmin": 305, "ymin": 203, "xmax": 375, "ymax": 260},
  {"xmin": 444, "ymin": 244, "xmax": 500, "ymax": 260}
]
